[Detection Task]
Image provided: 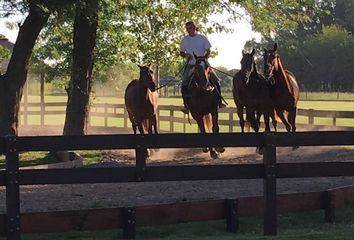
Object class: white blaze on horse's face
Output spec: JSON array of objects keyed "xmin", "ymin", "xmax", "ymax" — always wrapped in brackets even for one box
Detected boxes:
[
  {"xmin": 195, "ymin": 58, "xmax": 212, "ymax": 91},
  {"xmin": 241, "ymin": 53, "xmax": 254, "ymax": 80}
]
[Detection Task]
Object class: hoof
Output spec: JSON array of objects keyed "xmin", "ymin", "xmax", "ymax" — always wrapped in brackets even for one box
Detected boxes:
[
  {"xmin": 202, "ymin": 147, "xmax": 209, "ymax": 153},
  {"xmin": 210, "ymin": 150, "xmax": 221, "ymax": 159},
  {"xmin": 210, "ymin": 151, "xmax": 219, "ymax": 159},
  {"xmin": 256, "ymin": 147, "xmax": 264, "ymax": 155},
  {"xmin": 215, "ymin": 147, "xmax": 225, "ymax": 153}
]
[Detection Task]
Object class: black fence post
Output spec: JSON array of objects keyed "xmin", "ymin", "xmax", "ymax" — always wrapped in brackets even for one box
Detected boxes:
[
  {"xmin": 324, "ymin": 190, "xmax": 335, "ymax": 222},
  {"xmin": 135, "ymin": 135, "xmax": 147, "ymax": 182},
  {"xmin": 263, "ymin": 132, "xmax": 277, "ymax": 236},
  {"xmin": 121, "ymin": 207, "xmax": 136, "ymax": 239},
  {"xmin": 225, "ymin": 199, "xmax": 239, "ymax": 233},
  {"xmin": 5, "ymin": 135, "xmax": 21, "ymax": 240}
]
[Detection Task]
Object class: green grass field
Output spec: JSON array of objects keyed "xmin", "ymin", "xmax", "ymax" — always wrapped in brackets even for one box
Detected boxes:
[
  {"xmin": 22, "ymin": 205, "xmax": 354, "ymax": 240},
  {"xmin": 18, "ymin": 93, "xmax": 354, "ymax": 133}
]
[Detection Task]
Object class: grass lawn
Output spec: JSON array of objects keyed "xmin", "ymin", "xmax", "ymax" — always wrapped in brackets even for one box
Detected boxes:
[
  {"xmin": 22, "ymin": 205, "xmax": 354, "ymax": 240},
  {"xmin": 0, "ymin": 150, "xmax": 104, "ymax": 168}
]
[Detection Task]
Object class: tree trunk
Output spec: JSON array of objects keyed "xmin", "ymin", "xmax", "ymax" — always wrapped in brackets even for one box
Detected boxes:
[
  {"xmin": 63, "ymin": 0, "xmax": 98, "ymax": 135},
  {"xmin": 0, "ymin": 5, "xmax": 49, "ymax": 135}
]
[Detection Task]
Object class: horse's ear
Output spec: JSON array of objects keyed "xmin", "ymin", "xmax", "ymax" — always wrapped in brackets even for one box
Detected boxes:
[
  {"xmin": 138, "ymin": 64, "xmax": 142, "ymax": 69},
  {"xmin": 193, "ymin": 52, "xmax": 197, "ymax": 59},
  {"xmin": 251, "ymin": 49, "xmax": 255, "ymax": 56},
  {"xmin": 263, "ymin": 48, "xmax": 267, "ymax": 52},
  {"xmin": 273, "ymin": 43, "xmax": 278, "ymax": 51}
]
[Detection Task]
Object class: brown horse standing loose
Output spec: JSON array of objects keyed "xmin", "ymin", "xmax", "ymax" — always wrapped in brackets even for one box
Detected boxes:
[
  {"xmin": 188, "ymin": 54, "xmax": 225, "ymax": 159},
  {"xmin": 263, "ymin": 43, "xmax": 300, "ymax": 133},
  {"xmin": 124, "ymin": 65, "xmax": 158, "ymax": 137}
]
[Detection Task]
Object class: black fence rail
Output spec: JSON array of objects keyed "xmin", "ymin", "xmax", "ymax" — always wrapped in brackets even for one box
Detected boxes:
[{"xmin": 1, "ymin": 131, "xmax": 354, "ymax": 239}]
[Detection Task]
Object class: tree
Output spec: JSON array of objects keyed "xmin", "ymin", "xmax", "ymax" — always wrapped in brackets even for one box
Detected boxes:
[
  {"xmin": 1, "ymin": 0, "xmax": 326, "ymax": 135},
  {"xmin": 63, "ymin": 0, "xmax": 98, "ymax": 135},
  {"xmin": 0, "ymin": 2, "xmax": 50, "ymax": 135},
  {"xmin": 279, "ymin": 25, "xmax": 354, "ymax": 91}
]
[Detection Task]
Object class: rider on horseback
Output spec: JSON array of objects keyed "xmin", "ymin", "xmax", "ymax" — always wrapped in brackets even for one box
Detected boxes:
[{"xmin": 179, "ymin": 21, "xmax": 226, "ymax": 114}]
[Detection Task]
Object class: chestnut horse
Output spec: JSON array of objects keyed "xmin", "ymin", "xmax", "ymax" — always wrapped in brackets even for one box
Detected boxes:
[
  {"xmin": 263, "ymin": 43, "xmax": 299, "ymax": 133},
  {"xmin": 188, "ymin": 54, "xmax": 225, "ymax": 159},
  {"xmin": 124, "ymin": 65, "xmax": 158, "ymax": 137}
]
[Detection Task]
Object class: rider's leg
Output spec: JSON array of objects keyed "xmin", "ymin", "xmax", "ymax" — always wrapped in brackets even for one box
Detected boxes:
[
  {"xmin": 180, "ymin": 64, "xmax": 193, "ymax": 113},
  {"xmin": 210, "ymin": 70, "xmax": 226, "ymax": 109}
]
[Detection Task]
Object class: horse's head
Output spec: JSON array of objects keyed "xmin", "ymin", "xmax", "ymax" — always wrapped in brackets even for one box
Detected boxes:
[
  {"xmin": 192, "ymin": 53, "xmax": 213, "ymax": 91},
  {"xmin": 240, "ymin": 49, "xmax": 255, "ymax": 81},
  {"xmin": 263, "ymin": 43, "xmax": 279, "ymax": 85},
  {"xmin": 138, "ymin": 65, "xmax": 156, "ymax": 91}
]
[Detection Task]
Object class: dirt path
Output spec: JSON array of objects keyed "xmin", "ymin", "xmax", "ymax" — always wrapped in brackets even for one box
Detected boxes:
[{"xmin": 1, "ymin": 143, "xmax": 354, "ymax": 213}]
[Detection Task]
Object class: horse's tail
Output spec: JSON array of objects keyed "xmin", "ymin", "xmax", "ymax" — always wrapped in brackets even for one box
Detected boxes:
[{"xmin": 203, "ymin": 114, "xmax": 213, "ymax": 133}]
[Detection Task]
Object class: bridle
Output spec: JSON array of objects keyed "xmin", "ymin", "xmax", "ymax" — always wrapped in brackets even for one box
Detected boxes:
[{"xmin": 191, "ymin": 58, "xmax": 213, "ymax": 91}]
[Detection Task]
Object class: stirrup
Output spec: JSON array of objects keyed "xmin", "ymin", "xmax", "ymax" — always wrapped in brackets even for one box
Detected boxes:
[
  {"xmin": 218, "ymin": 102, "xmax": 227, "ymax": 109},
  {"xmin": 181, "ymin": 106, "xmax": 190, "ymax": 114}
]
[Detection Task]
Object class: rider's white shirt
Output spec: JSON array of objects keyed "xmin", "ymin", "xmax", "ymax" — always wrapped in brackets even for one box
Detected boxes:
[{"xmin": 180, "ymin": 34, "xmax": 211, "ymax": 64}]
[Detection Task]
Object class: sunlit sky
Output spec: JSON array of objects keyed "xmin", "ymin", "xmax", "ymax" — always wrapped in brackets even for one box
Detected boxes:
[{"xmin": 0, "ymin": 11, "xmax": 261, "ymax": 70}]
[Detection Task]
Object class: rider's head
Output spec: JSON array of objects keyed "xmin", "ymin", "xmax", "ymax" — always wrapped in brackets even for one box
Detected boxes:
[{"xmin": 185, "ymin": 21, "xmax": 198, "ymax": 36}]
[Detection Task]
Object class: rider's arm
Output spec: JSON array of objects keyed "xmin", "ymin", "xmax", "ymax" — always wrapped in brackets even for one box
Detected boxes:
[
  {"xmin": 204, "ymin": 48, "xmax": 211, "ymax": 59},
  {"xmin": 180, "ymin": 51, "xmax": 192, "ymax": 60}
]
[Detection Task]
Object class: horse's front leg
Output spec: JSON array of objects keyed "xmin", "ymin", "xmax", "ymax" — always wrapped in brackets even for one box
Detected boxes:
[
  {"xmin": 237, "ymin": 105, "xmax": 245, "ymax": 133},
  {"xmin": 263, "ymin": 111, "xmax": 271, "ymax": 132},
  {"xmin": 271, "ymin": 109, "xmax": 278, "ymax": 132},
  {"xmin": 212, "ymin": 111, "xmax": 225, "ymax": 155},
  {"xmin": 196, "ymin": 118, "xmax": 210, "ymax": 154},
  {"xmin": 246, "ymin": 108, "xmax": 259, "ymax": 132}
]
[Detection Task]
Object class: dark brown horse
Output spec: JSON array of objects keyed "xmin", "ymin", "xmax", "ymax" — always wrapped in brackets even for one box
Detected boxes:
[
  {"xmin": 233, "ymin": 49, "xmax": 276, "ymax": 133},
  {"xmin": 263, "ymin": 43, "xmax": 299, "ymax": 133},
  {"xmin": 233, "ymin": 50, "xmax": 253, "ymax": 132},
  {"xmin": 125, "ymin": 65, "xmax": 158, "ymax": 138},
  {"xmin": 189, "ymin": 53, "xmax": 225, "ymax": 159}
]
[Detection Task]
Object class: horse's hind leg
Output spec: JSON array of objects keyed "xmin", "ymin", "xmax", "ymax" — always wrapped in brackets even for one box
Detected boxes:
[
  {"xmin": 288, "ymin": 107, "xmax": 297, "ymax": 132},
  {"xmin": 128, "ymin": 112, "xmax": 138, "ymax": 134},
  {"xmin": 288, "ymin": 107, "xmax": 299, "ymax": 150},
  {"xmin": 276, "ymin": 108, "xmax": 291, "ymax": 132},
  {"xmin": 152, "ymin": 115, "xmax": 158, "ymax": 134},
  {"xmin": 150, "ymin": 116, "xmax": 160, "ymax": 153},
  {"xmin": 271, "ymin": 110, "xmax": 278, "ymax": 132}
]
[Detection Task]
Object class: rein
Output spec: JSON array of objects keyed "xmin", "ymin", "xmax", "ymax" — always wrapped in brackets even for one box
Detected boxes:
[
  {"xmin": 155, "ymin": 79, "xmax": 175, "ymax": 90},
  {"xmin": 154, "ymin": 62, "xmax": 188, "ymax": 91},
  {"xmin": 210, "ymin": 66, "xmax": 234, "ymax": 78}
]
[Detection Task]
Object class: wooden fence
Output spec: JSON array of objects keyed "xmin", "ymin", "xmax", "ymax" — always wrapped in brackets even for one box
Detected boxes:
[
  {"xmin": 19, "ymin": 102, "xmax": 354, "ymax": 132},
  {"xmin": 1, "ymin": 131, "xmax": 354, "ymax": 239}
]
